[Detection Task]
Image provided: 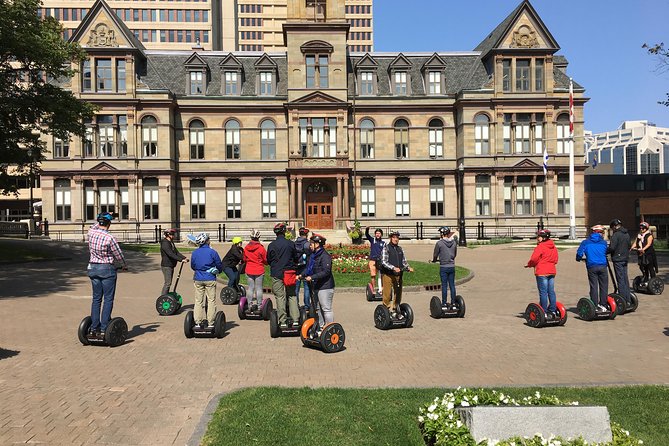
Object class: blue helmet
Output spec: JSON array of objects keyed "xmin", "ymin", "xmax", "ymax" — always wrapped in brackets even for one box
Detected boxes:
[{"xmin": 97, "ymin": 212, "xmax": 113, "ymax": 225}]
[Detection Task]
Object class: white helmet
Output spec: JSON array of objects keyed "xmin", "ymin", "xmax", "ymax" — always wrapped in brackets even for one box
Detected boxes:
[
  {"xmin": 195, "ymin": 232, "xmax": 210, "ymax": 245},
  {"xmin": 250, "ymin": 229, "xmax": 261, "ymax": 240}
]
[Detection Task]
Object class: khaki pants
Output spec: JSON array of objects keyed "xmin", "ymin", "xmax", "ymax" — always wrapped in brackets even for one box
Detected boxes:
[
  {"xmin": 194, "ymin": 280, "xmax": 217, "ymax": 324},
  {"xmin": 271, "ymin": 277, "xmax": 299, "ymax": 325},
  {"xmin": 382, "ymin": 274, "xmax": 402, "ymax": 311}
]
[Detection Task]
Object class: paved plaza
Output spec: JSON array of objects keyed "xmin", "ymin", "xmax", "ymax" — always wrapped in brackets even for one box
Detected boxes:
[{"xmin": 0, "ymin": 240, "xmax": 668, "ymax": 445}]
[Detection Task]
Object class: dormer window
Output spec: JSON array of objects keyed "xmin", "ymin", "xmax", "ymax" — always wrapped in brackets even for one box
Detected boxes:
[
  {"xmin": 501, "ymin": 58, "xmax": 546, "ymax": 93},
  {"xmin": 355, "ymin": 54, "xmax": 378, "ymax": 96},
  {"xmin": 220, "ymin": 54, "xmax": 243, "ymax": 96},
  {"xmin": 360, "ymin": 71, "xmax": 374, "ymax": 95},
  {"xmin": 184, "ymin": 52, "xmax": 209, "ymax": 96},
  {"xmin": 259, "ymin": 72, "xmax": 273, "ymax": 95},
  {"xmin": 427, "ymin": 71, "xmax": 441, "ymax": 94},
  {"xmin": 393, "ymin": 71, "xmax": 408, "ymax": 95},
  {"xmin": 389, "ymin": 54, "xmax": 412, "ymax": 96},
  {"xmin": 190, "ymin": 71, "xmax": 204, "ymax": 95},
  {"xmin": 254, "ymin": 54, "xmax": 278, "ymax": 96},
  {"xmin": 224, "ymin": 71, "xmax": 239, "ymax": 95}
]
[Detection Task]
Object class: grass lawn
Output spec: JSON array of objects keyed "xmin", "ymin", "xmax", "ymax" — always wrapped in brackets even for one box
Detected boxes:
[
  {"xmin": 201, "ymin": 386, "xmax": 669, "ymax": 446},
  {"xmin": 0, "ymin": 241, "xmax": 65, "ymax": 263}
]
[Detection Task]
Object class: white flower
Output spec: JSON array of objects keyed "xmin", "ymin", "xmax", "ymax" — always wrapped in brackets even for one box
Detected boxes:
[
  {"xmin": 418, "ymin": 416, "xmax": 424, "ymax": 423},
  {"xmin": 535, "ymin": 391, "xmax": 541, "ymax": 398},
  {"xmin": 503, "ymin": 398, "xmax": 509, "ymax": 404},
  {"xmin": 638, "ymin": 441, "xmax": 643, "ymax": 444},
  {"xmin": 428, "ymin": 404, "xmax": 437, "ymax": 412},
  {"xmin": 456, "ymin": 420, "xmax": 462, "ymax": 428},
  {"xmin": 447, "ymin": 402, "xmax": 454, "ymax": 410},
  {"xmin": 473, "ymin": 395, "xmax": 479, "ymax": 403},
  {"xmin": 461, "ymin": 401, "xmax": 470, "ymax": 407}
]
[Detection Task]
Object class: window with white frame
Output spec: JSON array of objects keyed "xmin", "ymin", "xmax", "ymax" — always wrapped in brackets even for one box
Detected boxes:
[
  {"xmin": 190, "ymin": 71, "xmax": 205, "ymax": 95},
  {"xmin": 260, "ymin": 120, "xmax": 276, "ymax": 160},
  {"xmin": 143, "ymin": 178, "xmax": 159, "ymax": 220},
  {"xmin": 393, "ymin": 71, "xmax": 407, "ymax": 95},
  {"xmin": 502, "ymin": 59, "xmax": 511, "ymax": 92},
  {"xmin": 516, "ymin": 177, "xmax": 531, "ymax": 215},
  {"xmin": 226, "ymin": 179, "xmax": 241, "ymax": 219},
  {"xmin": 360, "ymin": 71, "xmax": 374, "ymax": 95},
  {"xmin": 429, "ymin": 177, "xmax": 444, "ymax": 217},
  {"xmin": 85, "ymin": 183, "xmax": 96, "ymax": 220},
  {"xmin": 515, "ymin": 59, "xmax": 530, "ymax": 91},
  {"xmin": 191, "ymin": 179, "xmax": 206, "ymax": 219},
  {"xmin": 98, "ymin": 115, "xmax": 114, "ymax": 157},
  {"xmin": 535, "ymin": 177, "xmax": 545, "ymax": 215},
  {"xmin": 503, "ymin": 114, "xmax": 512, "ymax": 154},
  {"xmin": 428, "ymin": 118, "xmax": 443, "ymax": 158},
  {"xmin": 535, "ymin": 59, "xmax": 544, "ymax": 91},
  {"xmin": 515, "ymin": 114, "xmax": 531, "ymax": 154},
  {"xmin": 189, "ymin": 120, "xmax": 205, "ymax": 160},
  {"xmin": 96, "ymin": 59, "xmax": 112, "ymax": 91},
  {"xmin": 99, "ymin": 187, "xmax": 116, "ymax": 215},
  {"xmin": 394, "ymin": 119, "xmax": 409, "ymax": 159},
  {"xmin": 504, "ymin": 177, "xmax": 513, "ymax": 214},
  {"xmin": 299, "ymin": 117, "xmax": 336, "ymax": 157},
  {"xmin": 141, "ymin": 116, "xmax": 158, "ymax": 157},
  {"xmin": 327, "ymin": 118, "xmax": 336, "ymax": 156},
  {"xmin": 224, "ymin": 71, "xmax": 238, "ymax": 95},
  {"xmin": 557, "ymin": 174, "xmax": 569, "ymax": 214},
  {"xmin": 305, "ymin": 54, "xmax": 328, "ymax": 88},
  {"xmin": 118, "ymin": 116, "xmax": 127, "ymax": 157},
  {"xmin": 55, "ymin": 179, "xmax": 71, "ymax": 221},
  {"xmin": 534, "ymin": 116, "xmax": 543, "ymax": 154},
  {"xmin": 360, "ymin": 119, "xmax": 374, "ymax": 159},
  {"xmin": 116, "ymin": 59, "xmax": 126, "ymax": 92},
  {"xmin": 395, "ymin": 177, "xmax": 410, "ymax": 217},
  {"xmin": 312, "ymin": 118, "xmax": 325, "ymax": 157},
  {"xmin": 428, "ymin": 71, "xmax": 441, "ymax": 94},
  {"xmin": 361, "ymin": 178, "xmax": 375, "ymax": 217},
  {"xmin": 556, "ymin": 114, "xmax": 570, "ymax": 154},
  {"xmin": 261, "ymin": 178, "xmax": 277, "ymax": 218},
  {"xmin": 54, "ymin": 135, "xmax": 70, "ymax": 158},
  {"xmin": 475, "ymin": 175, "xmax": 491, "ymax": 216},
  {"xmin": 120, "ymin": 182, "xmax": 129, "ymax": 220},
  {"xmin": 82, "ymin": 59, "xmax": 92, "ymax": 92},
  {"xmin": 259, "ymin": 71, "xmax": 273, "ymax": 95},
  {"xmin": 225, "ymin": 120, "xmax": 240, "ymax": 159},
  {"xmin": 474, "ymin": 114, "xmax": 489, "ymax": 155}
]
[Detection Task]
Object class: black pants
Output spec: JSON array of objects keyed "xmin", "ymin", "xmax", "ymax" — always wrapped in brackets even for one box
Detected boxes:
[
  {"xmin": 587, "ymin": 266, "xmax": 608, "ymax": 306},
  {"xmin": 613, "ymin": 261, "xmax": 631, "ymax": 303}
]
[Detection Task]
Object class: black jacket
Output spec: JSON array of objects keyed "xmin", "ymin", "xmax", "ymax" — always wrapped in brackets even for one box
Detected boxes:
[
  {"xmin": 607, "ymin": 227, "xmax": 631, "ymax": 263},
  {"xmin": 160, "ymin": 237, "xmax": 186, "ymax": 268},
  {"xmin": 308, "ymin": 249, "xmax": 335, "ymax": 292},
  {"xmin": 267, "ymin": 235, "xmax": 297, "ymax": 279},
  {"xmin": 222, "ymin": 245, "xmax": 244, "ymax": 269}
]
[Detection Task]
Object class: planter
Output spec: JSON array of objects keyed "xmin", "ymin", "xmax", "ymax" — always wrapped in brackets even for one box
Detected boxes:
[{"xmin": 351, "ymin": 237, "xmax": 363, "ymax": 245}]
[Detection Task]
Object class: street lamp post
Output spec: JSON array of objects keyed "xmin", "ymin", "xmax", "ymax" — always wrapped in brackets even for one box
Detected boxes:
[
  {"xmin": 458, "ymin": 162, "xmax": 467, "ymax": 247},
  {"xmin": 27, "ymin": 149, "xmax": 34, "ymax": 237}
]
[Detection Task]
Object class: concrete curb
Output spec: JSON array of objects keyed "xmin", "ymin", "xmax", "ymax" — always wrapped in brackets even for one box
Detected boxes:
[{"xmin": 187, "ymin": 391, "xmax": 228, "ymax": 446}]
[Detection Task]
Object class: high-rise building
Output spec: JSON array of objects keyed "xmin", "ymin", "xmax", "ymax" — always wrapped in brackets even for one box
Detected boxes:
[{"xmin": 38, "ymin": 0, "xmax": 372, "ymax": 52}]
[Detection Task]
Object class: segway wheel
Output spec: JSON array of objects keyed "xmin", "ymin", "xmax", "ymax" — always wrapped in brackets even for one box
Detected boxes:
[
  {"xmin": 455, "ymin": 295, "xmax": 466, "ymax": 318},
  {"xmin": 524, "ymin": 303, "xmax": 545, "ymax": 328},
  {"xmin": 156, "ymin": 294, "xmax": 178, "ymax": 316},
  {"xmin": 214, "ymin": 311, "xmax": 226, "ymax": 339},
  {"xmin": 556, "ymin": 302, "xmax": 568, "ymax": 326},
  {"xmin": 105, "ymin": 317, "xmax": 128, "ymax": 347},
  {"xmin": 373, "ymin": 304, "xmax": 391, "ymax": 330},
  {"xmin": 648, "ymin": 277, "xmax": 664, "ymax": 295},
  {"xmin": 320, "ymin": 323, "xmax": 345, "ymax": 353},
  {"xmin": 628, "ymin": 292, "xmax": 639, "ymax": 312},
  {"xmin": 399, "ymin": 303, "xmax": 414, "ymax": 328},
  {"xmin": 220, "ymin": 287, "xmax": 239, "ymax": 305},
  {"xmin": 238, "ymin": 298, "xmax": 248, "ymax": 320},
  {"xmin": 78, "ymin": 316, "xmax": 92, "ymax": 345},
  {"xmin": 300, "ymin": 318, "xmax": 316, "ymax": 346},
  {"xmin": 238, "ymin": 285, "xmax": 247, "ymax": 297},
  {"xmin": 429, "ymin": 296, "xmax": 442, "ymax": 318},
  {"xmin": 577, "ymin": 297, "xmax": 595, "ymax": 321},
  {"xmin": 611, "ymin": 294, "xmax": 626, "ymax": 316},
  {"xmin": 632, "ymin": 276, "xmax": 642, "ymax": 293},
  {"xmin": 261, "ymin": 299, "xmax": 273, "ymax": 321},
  {"xmin": 366, "ymin": 284, "xmax": 375, "ymax": 302},
  {"xmin": 607, "ymin": 296, "xmax": 617, "ymax": 320},
  {"xmin": 269, "ymin": 310, "xmax": 280, "ymax": 338},
  {"xmin": 184, "ymin": 311, "xmax": 195, "ymax": 338}
]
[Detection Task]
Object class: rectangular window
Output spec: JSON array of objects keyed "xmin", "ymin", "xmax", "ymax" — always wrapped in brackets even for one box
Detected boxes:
[
  {"xmin": 360, "ymin": 125, "xmax": 374, "ymax": 158},
  {"xmin": 259, "ymin": 72, "xmax": 272, "ymax": 95},
  {"xmin": 261, "ymin": 179, "xmax": 277, "ymax": 219},
  {"xmin": 190, "ymin": 71, "xmax": 204, "ymax": 95},
  {"xmin": 82, "ymin": 59, "xmax": 92, "ymax": 91},
  {"xmin": 96, "ymin": 59, "xmax": 112, "ymax": 91},
  {"xmin": 395, "ymin": 127, "xmax": 408, "ymax": 159},
  {"xmin": 98, "ymin": 115, "xmax": 114, "ymax": 157},
  {"xmin": 226, "ymin": 127, "xmax": 240, "ymax": 159},
  {"xmin": 626, "ymin": 145, "xmax": 638, "ymax": 174},
  {"xmin": 428, "ymin": 71, "xmax": 441, "ymax": 94},
  {"xmin": 515, "ymin": 59, "xmax": 530, "ymax": 91},
  {"xmin": 503, "ymin": 114, "xmax": 512, "ymax": 154},
  {"xmin": 116, "ymin": 59, "xmax": 126, "ymax": 91},
  {"xmin": 120, "ymin": 184, "xmax": 129, "ymax": 220},
  {"xmin": 226, "ymin": 179, "xmax": 241, "ymax": 219},
  {"xmin": 85, "ymin": 185, "xmax": 95, "ymax": 221},
  {"xmin": 224, "ymin": 71, "xmax": 238, "ymax": 95},
  {"xmin": 429, "ymin": 127, "xmax": 443, "ymax": 158},
  {"xmin": 55, "ymin": 179, "xmax": 71, "ymax": 221},
  {"xmin": 191, "ymin": 179, "xmax": 206, "ymax": 219},
  {"xmin": 118, "ymin": 115, "xmax": 127, "ymax": 157},
  {"xmin": 54, "ymin": 135, "xmax": 70, "ymax": 158},
  {"xmin": 143, "ymin": 178, "xmax": 159, "ymax": 220},
  {"xmin": 394, "ymin": 72, "xmax": 407, "ymax": 95},
  {"xmin": 429, "ymin": 177, "xmax": 444, "ymax": 217},
  {"xmin": 361, "ymin": 178, "xmax": 375, "ymax": 217},
  {"xmin": 534, "ymin": 122, "xmax": 543, "ymax": 154},
  {"xmin": 535, "ymin": 177, "xmax": 545, "ymax": 215},
  {"xmin": 327, "ymin": 118, "xmax": 337, "ymax": 157},
  {"xmin": 515, "ymin": 114, "xmax": 531, "ymax": 154},
  {"xmin": 475, "ymin": 175, "xmax": 491, "ymax": 216},
  {"xmin": 504, "ymin": 177, "xmax": 513, "ymax": 215},
  {"xmin": 640, "ymin": 152, "xmax": 660, "ymax": 174},
  {"xmin": 360, "ymin": 71, "xmax": 373, "ymax": 95},
  {"xmin": 557, "ymin": 174, "xmax": 570, "ymax": 214},
  {"xmin": 535, "ymin": 59, "xmax": 544, "ymax": 91},
  {"xmin": 190, "ymin": 127, "xmax": 205, "ymax": 160},
  {"xmin": 143, "ymin": 123, "xmax": 158, "ymax": 157},
  {"xmin": 100, "ymin": 188, "xmax": 116, "ymax": 214},
  {"xmin": 84, "ymin": 123, "xmax": 94, "ymax": 158},
  {"xmin": 516, "ymin": 177, "xmax": 531, "ymax": 215},
  {"xmin": 299, "ymin": 118, "xmax": 308, "ymax": 157},
  {"xmin": 635, "ymin": 179, "xmax": 645, "ymax": 191},
  {"xmin": 311, "ymin": 118, "xmax": 325, "ymax": 157},
  {"xmin": 502, "ymin": 59, "xmax": 511, "ymax": 92},
  {"xmin": 395, "ymin": 178, "xmax": 410, "ymax": 217},
  {"xmin": 306, "ymin": 55, "xmax": 316, "ymax": 88},
  {"xmin": 557, "ymin": 121, "xmax": 570, "ymax": 154},
  {"xmin": 261, "ymin": 124, "xmax": 276, "ymax": 160}
]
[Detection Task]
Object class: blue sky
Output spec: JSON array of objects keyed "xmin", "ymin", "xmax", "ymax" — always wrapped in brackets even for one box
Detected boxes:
[{"xmin": 373, "ymin": 0, "xmax": 669, "ymax": 134}]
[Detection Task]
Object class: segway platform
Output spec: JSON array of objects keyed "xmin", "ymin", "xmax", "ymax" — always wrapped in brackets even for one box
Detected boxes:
[
  {"xmin": 524, "ymin": 301, "xmax": 567, "ymax": 328},
  {"xmin": 300, "ymin": 318, "xmax": 346, "ymax": 353},
  {"xmin": 156, "ymin": 262, "xmax": 185, "ymax": 316},
  {"xmin": 220, "ymin": 284, "xmax": 247, "ymax": 305},
  {"xmin": 365, "ymin": 283, "xmax": 383, "ymax": 302},
  {"xmin": 632, "ymin": 275, "xmax": 664, "ymax": 295},
  {"xmin": 577, "ymin": 296, "xmax": 617, "ymax": 321},
  {"xmin": 606, "ymin": 259, "xmax": 639, "ymax": 315},
  {"xmin": 78, "ymin": 316, "xmax": 128, "ymax": 347},
  {"xmin": 183, "ymin": 310, "xmax": 226, "ymax": 338},
  {"xmin": 269, "ymin": 306, "xmax": 307, "ymax": 338},
  {"xmin": 430, "ymin": 295, "xmax": 465, "ymax": 319},
  {"xmin": 373, "ymin": 303, "xmax": 413, "ymax": 330},
  {"xmin": 238, "ymin": 297, "xmax": 273, "ymax": 320}
]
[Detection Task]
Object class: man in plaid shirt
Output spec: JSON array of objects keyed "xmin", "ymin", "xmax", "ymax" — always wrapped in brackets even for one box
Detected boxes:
[{"xmin": 87, "ymin": 212, "xmax": 127, "ymax": 337}]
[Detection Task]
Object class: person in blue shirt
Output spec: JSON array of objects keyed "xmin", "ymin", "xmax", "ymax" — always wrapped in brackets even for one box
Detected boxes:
[
  {"xmin": 576, "ymin": 225, "xmax": 609, "ymax": 312},
  {"xmin": 365, "ymin": 227, "xmax": 386, "ymax": 293},
  {"xmin": 190, "ymin": 233, "xmax": 223, "ymax": 328}
]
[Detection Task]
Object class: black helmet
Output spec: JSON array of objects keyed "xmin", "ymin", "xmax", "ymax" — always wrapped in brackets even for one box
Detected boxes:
[
  {"xmin": 273, "ymin": 223, "xmax": 286, "ymax": 235},
  {"xmin": 388, "ymin": 230, "xmax": 400, "ymax": 238},
  {"xmin": 439, "ymin": 226, "xmax": 451, "ymax": 236},
  {"xmin": 374, "ymin": 228, "xmax": 383, "ymax": 237},
  {"xmin": 536, "ymin": 229, "xmax": 551, "ymax": 239},
  {"xmin": 309, "ymin": 234, "xmax": 326, "ymax": 245},
  {"xmin": 299, "ymin": 226, "xmax": 310, "ymax": 236},
  {"xmin": 609, "ymin": 218, "xmax": 622, "ymax": 228},
  {"xmin": 97, "ymin": 212, "xmax": 113, "ymax": 226}
]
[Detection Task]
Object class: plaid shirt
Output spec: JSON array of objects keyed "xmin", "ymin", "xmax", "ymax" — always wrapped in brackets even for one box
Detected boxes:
[{"xmin": 88, "ymin": 224, "xmax": 126, "ymax": 265}]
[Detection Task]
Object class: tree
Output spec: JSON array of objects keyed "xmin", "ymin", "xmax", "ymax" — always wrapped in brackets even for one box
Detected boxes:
[
  {"xmin": 643, "ymin": 42, "xmax": 669, "ymax": 106},
  {"xmin": 0, "ymin": 0, "xmax": 95, "ymax": 195}
]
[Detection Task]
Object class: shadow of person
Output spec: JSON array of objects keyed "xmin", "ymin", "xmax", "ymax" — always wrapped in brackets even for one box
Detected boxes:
[
  {"xmin": 664, "ymin": 327, "xmax": 669, "ymax": 337},
  {"xmin": 127, "ymin": 323, "xmax": 160, "ymax": 340},
  {"xmin": 180, "ymin": 304, "xmax": 194, "ymax": 311},
  {"xmin": 0, "ymin": 348, "xmax": 20, "ymax": 360}
]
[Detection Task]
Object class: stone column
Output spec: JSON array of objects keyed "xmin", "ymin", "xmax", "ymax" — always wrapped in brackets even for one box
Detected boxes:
[
  {"xmin": 343, "ymin": 176, "xmax": 350, "ymax": 218},
  {"xmin": 336, "ymin": 176, "xmax": 342, "ymax": 219},
  {"xmin": 289, "ymin": 177, "xmax": 296, "ymax": 219},
  {"xmin": 297, "ymin": 177, "xmax": 303, "ymax": 220}
]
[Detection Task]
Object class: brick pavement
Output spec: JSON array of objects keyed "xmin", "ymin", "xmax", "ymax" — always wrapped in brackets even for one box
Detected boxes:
[{"xmin": 0, "ymin": 240, "xmax": 668, "ymax": 445}]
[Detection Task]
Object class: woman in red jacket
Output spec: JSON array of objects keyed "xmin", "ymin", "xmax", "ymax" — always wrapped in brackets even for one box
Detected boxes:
[
  {"xmin": 243, "ymin": 229, "xmax": 267, "ymax": 307},
  {"xmin": 525, "ymin": 229, "xmax": 559, "ymax": 319}
]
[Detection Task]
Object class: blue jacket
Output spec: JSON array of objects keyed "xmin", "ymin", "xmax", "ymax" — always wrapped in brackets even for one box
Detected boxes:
[
  {"xmin": 267, "ymin": 235, "xmax": 297, "ymax": 279},
  {"xmin": 576, "ymin": 233, "xmax": 608, "ymax": 268},
  {"xmin": 305, "ymin": 247, "xmax": 335, "ymax": 292},
  {"xmin": 191, "ymin": 244, "xmax": 223, "ymax": 281},
  {"xmin": 365, "ymin": 227, "xmax": 386, "ymax": 261}
]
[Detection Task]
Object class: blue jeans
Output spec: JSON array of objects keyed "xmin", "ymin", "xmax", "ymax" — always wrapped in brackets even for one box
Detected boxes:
[
  {"xmin": 439, "ymin": 267, "xmax": 456, "ymax": 305},
  {"xmin": 296, "ymin": 277, "xmax": 311, "ymax": 309},
  {"xmin": 88, "ymin": 263, "xmax": 117, "ymax": 332},
  {"xmin": 535, "ymin": 275, "xmax": 557, "ymax": 313},
  {"xmin": 223, "ymin": 267, "xmax": 239, "ymax": 289},
  {"xmin": 587, "ymin": 266, "xmax": 609, "ymax": 306},
  {"xmin": 613, "ymin": 261, "xmax": 631, "ymax": 303}
]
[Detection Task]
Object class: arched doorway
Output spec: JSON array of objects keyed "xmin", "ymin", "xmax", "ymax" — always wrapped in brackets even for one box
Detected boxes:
[{"xmin": 305, "ymin": 181, "xmax": 333, "ymax": 229}]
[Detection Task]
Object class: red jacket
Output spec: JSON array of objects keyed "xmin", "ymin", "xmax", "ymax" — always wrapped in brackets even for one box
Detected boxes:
[
  {"xmin": 243, "ymin": 241, "xmax": 267, "ymax": 275},
  {"xmin": 526, "ymin": 239, "xmax": 558, "ymax": 276}
]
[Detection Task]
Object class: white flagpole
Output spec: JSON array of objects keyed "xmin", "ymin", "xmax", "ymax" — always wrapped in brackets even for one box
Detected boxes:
[{"xmin": 568, "ymin": 78, "xmax": 576, "ymax": 240}]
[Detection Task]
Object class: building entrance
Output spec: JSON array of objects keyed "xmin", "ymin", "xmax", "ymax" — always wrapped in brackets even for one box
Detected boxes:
[{"xmin": 305, "ymin": 181, "xmax": 333, "ymax": 229}]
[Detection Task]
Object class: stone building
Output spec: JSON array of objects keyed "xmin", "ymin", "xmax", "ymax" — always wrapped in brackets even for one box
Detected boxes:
[{"xmin": 39, "ymin": 0, "xmax": 587, "ymax": 240}]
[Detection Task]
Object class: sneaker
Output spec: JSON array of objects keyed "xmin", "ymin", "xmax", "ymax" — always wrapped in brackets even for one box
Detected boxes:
[
  {"xmin": 396, "ymin": 311, "xmax": 405, "ymax": 320},
  {"xmin": 292, "ymin": 320, "xmax": 301, "ymax": 327},
  {"xmin": 545, "ymin": 312, "xmax": 554, "ymax": 321},
  {"xmin": 391, "ymin": 311, "xmax": 397, "ymax": 319},
  {"xmin": 596, "ymin": 305, "xmax": 607, "ymax": 313},
  {"xmin": 279, "ymin": 322, "xmax": 288, "ymax": 329}
]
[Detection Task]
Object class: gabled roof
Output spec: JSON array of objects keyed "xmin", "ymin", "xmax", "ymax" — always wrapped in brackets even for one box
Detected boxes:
[
  {"xmin": 300, "ymin": 40, "xmax": 334, "ymax": 53},
  {"xmin": 354, "ymin": 53, "xmax": 378, "ymax": 69},
  {"xmin": 513, "ymin": 158, "xmax": 542, "ymax": 169},
  {"xmin": 219, "ymin": 54, "xmax": 242, "ymax": 69},
  {"xmin": 422, "ymin": 53, "xmax": 447, "ymax": 70},
  {"xmin": 254, "ymin": 53, "xmax": 278, "ymax": 69},
  {"xmin": 184, "ymin": 52, "xmax": 208, "ymax": 68},
  {"xmin": 68, "ymin": 0, "xmax": 145, "ymax": 56},
  {"xmin": 474, "ymin": 0, "xmax": 559, "ymax": 59},
  {"xmin": 290, "ymin": 91, "xmax": 346, "ymax": 104},
  {"xmin": 388, "ymin": 53, "xmax": 412, "ymax": 70}
]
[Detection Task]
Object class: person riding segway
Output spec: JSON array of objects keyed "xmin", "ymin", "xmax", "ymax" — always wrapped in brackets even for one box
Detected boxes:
[
  {"xmin": 429, "ymin": 226, "xmax": 465, "ymax": 319},
  {"xmin": 219, "ymin": 236, "xmax": 247, "ymax": 305},
  {"xmin": 374, "ymin": 230, "xmax": 415, "ymax": 329},
  {"xmin": 267, "ymin": 223, "xmax": 299, "ymax": 328},
  {"xmin": 364, "ymin": 227, "xmax": 386, "ymax": 301},
  {"xmin": 156, "ymin": 228, "xmax": 189, "ymax": 315},
  {"xmin": 576, "ymin": 225, "xmax": 617, "ymax": 321},
  {"xmin": 294, "ymin": 227, "xmax": 312, "ymax": 311},
  {"xmin": 631, "ymin": 222, "xmax": 664, "ymax": 295}
]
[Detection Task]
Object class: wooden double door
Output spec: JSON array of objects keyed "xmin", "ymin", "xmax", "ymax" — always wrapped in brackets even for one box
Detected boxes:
[{"xmin": 305, "ymin": 182, "xmax": 333, "ymax": 229}]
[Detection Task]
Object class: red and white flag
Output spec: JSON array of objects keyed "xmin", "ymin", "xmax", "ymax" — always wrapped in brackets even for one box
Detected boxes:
[{"xmin": 569, "ymin": 78, "xmax": 574, "ymax": 137}]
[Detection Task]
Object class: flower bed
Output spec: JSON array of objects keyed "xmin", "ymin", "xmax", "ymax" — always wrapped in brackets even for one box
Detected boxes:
[
  {"xmin": 326, "ymin": 244, "xmax": 369, "ymax": 274},
  {"xmin": 419, "ymin": 387, "xmax": 643, "ymax": 446}
]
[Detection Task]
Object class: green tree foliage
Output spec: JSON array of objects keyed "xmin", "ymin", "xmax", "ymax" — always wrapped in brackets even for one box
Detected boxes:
[
  {"xmin": 0, "ymin": 0, "xmax": 95, "ymax": 194},
  {"xmin": 642, "ymin": 42, "xmax": 669, "ymax": 106}
]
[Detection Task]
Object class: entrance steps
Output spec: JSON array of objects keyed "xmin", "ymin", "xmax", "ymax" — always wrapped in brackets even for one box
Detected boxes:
[{"xmin": 307, "ymin": 229, "xmax": 351, "ymax": 245}]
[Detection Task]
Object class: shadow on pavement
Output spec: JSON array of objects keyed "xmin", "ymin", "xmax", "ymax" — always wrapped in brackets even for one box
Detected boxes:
[
  {"xmin": 127, "ymin": 323, "xmax": 161, "ymax": 340},
  {"xmin": 0, "ymin": 348, "xmax": 20, "ymax": 360},
  {"xmin": 664, "ymin": 327, "xmax": 669, "ymax": 337}
]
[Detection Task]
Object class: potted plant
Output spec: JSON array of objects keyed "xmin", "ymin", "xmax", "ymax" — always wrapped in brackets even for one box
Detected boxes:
[{"xmin": 346, "ymin": 219, "xmax": 363, "ymax": 244}]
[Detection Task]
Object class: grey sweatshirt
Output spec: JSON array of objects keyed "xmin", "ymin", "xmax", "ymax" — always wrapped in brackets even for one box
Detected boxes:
[{"xmin": 432, "ymin": 237, "xmax": 457, "ymax": 267}]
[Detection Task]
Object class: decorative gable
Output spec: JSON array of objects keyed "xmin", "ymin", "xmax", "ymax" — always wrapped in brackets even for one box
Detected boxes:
[
  {"xmin": 388, "ymin": 53, "xmax": 412, "ymax": 71},
  {"xmin": 355, "ymin": 53, "xmax": 378, "ymax": 69},
  {"xmin": 89, "ymin": 162, "xmax": 118, "ymax": 172},
  {"xmin": 184, "ymin": 52, "xmax": 208, "ymax": 69},
  {"xmin": 219, "ymin": 54, "xmax": 242, "ymax": 69},
  {"xmin": 513, "ymin": 158, "xmax": 541, "ymax": 169},
  {"xmin": 300, "ymin": 40, "xmax": 334, "ymax": 54},
  {"xmin": 254, "ymin": 53, "xmax": 278, "ymax": 70},
  {"xmin": 291, "ymin": 91, "xmax": 344, "ymax": 104},
  {"xmin": 422, "ymin": 53, "xmax": 446, "ymax": 71}
]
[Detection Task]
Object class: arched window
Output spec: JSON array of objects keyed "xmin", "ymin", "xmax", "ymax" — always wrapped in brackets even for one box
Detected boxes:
[
  {"xmin": 394, "ymin": 119, "xmax": 409, "ymax": 159},
  {"xmin": 556, "ymin": 114, "xmax": 570, "ymax": 154},
  {"xmin": 360, "ymin": 119, "xmax": 374, "ymax": 159},
  {"xmin": 189, "ymin": 119, "xmax": 205, "ymax": 160},
  {"xmin": 225, "ymin": 119, "xmax": 240, "ymax": 159},
  {"xmin": 428, "ymin": 118, "xmax": 443, "ymax": 158},
  {"xmin": 141, "ymin": 115, "xmax": 158, "ymax": 157},
  {"xmin": 474, "ymin": 114, "xmax": 490, "ymax": 155},
  {"xmin": 260, "ymin": 120, "xmax": 275, "ymax": 160}
]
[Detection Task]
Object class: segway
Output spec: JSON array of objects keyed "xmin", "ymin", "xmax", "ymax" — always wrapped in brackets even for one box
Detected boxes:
[
  {"xmin": 373, "ymin": 301, "xmax": 413, "ymax": 330},
  {"xmin": 183, "ymin": 306, "xmax": 226, "ymax": 339},
  {"xmin": 155, "ymin": 262, "xmax": 185, "ymax": 316},
  {"xmin": 632, "ymin": 274, "xmax": 664, "ymax": 295},
  {"xmin": 577, "ymin": 295, "xmax": 617, "ymax": 321},
  {"xmin": 269, "ymin": 302, "xmax": 307, "ymax": 338},
  {"xmin": 220, "ymin": 283, "xmax": 246, "ymax": 305},
  {"xmin": 300, "ymin": 288, "xmax": 345, "ymax": 353},
  {"xmin": 524, "ymin": 301, "xmax": 567, "ymax": 328},
  {"xmin": 238, "ymin": 295, "xmax": 273, "ymax": 320},
  {"xmin": 430, "ymin": 295, "xmax": 466, "ymax": 319},
  {"xmin": 78, "ymin": 316, "xmax": 128, "ymax": 347},
  {"xmin": 607, "ymin": 259, "xmax": 639, "ymax": 315},
  {"xmin": 365, "ymin": 271, "xmax": 383, "ymax": 302}
]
